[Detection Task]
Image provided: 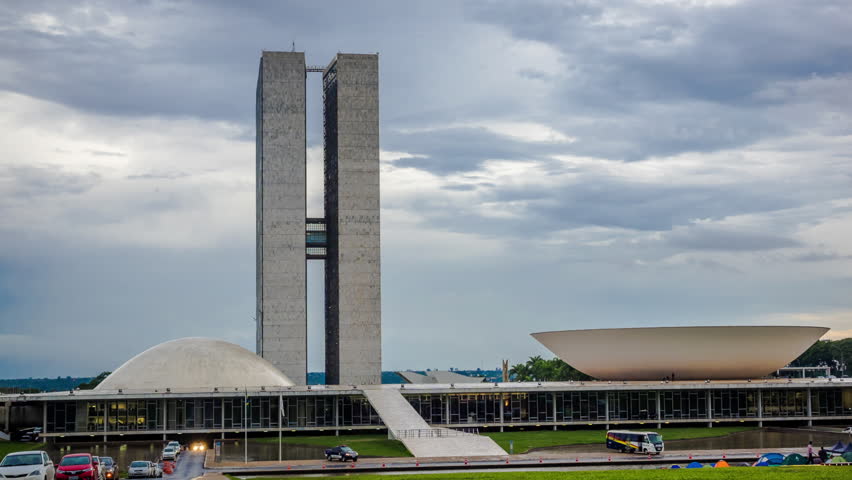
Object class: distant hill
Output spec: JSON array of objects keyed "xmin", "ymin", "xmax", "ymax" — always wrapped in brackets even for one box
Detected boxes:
[{"xmin": 0, "ymin": 377, "xmax": 93, "ymax": 393}]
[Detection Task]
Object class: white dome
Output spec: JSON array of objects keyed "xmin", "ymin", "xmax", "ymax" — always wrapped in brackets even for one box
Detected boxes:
[{"xmin": 95, "ymin": 337, "xmax": 294, "ymax": 391}]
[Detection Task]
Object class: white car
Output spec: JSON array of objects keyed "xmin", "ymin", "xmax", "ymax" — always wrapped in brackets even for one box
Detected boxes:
[
  {"xmin": 161, "ymin": 448, "xmax": 177, "ymax": 461},
  {"xmin": 166, "ymin": 441, "xmax": 181, "ymax": 453},
  {"xmin": 127, "ymin": 461, "xmax": 158, "ymax": 478},
  {"xmin": 0, "ymin": 451, "xmax": 55, "ymax": 480},
  {"xmin": 843, "ymin": 427, "xmax": 852, "ymax": 434}
]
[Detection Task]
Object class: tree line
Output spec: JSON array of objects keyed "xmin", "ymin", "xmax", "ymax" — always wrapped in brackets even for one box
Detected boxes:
[{"xmin": 788, "ymin": 338, "xmax": 851, "ymax": 376}]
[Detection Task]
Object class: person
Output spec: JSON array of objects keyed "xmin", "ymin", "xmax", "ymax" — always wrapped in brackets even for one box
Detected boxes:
[
  {"xmin": 818, "ymin": 446, "xmax": 828, "ymax": 464},
  {"xmin": 807, "ymin": 441, "xmax": 814, "ymax": 464}
]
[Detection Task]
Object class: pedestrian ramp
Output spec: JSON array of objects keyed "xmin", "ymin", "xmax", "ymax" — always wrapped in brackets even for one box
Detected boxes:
[{"xmin": 361, "ymin": 387, "xmax": 507, "ymax": 458}]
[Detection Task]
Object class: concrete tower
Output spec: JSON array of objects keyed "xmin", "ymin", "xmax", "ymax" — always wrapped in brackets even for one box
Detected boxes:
[
  {"xmin": 323, "ymin": 54, "xmax": 382, "ymax": 385},
  {"xmin": 256, "ymin": 51, "xmax": 381, "ymax": 385},
  {"xmin": 256, "ymin": 51, "xmax": 308, "ymax": 386}
]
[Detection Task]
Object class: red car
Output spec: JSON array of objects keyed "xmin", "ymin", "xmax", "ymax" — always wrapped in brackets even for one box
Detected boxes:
[{"xmin": 55, "ymin": 454, "xmax": 97, "ymax": 480}]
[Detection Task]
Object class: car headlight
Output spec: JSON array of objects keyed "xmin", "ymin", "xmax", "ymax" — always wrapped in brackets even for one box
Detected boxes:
[
  {"xmin": 81, "ymin": 468, "xmax": 93, "ymax": 473},
  {"xmin": 29, "ymin": 470, "xmax": 42, "ymax": 477}
]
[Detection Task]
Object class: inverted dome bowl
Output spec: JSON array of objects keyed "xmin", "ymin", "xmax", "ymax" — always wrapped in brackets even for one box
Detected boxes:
[{"xmin": 531, "ymin": 326, "xmax": 828, "ymax": 380}]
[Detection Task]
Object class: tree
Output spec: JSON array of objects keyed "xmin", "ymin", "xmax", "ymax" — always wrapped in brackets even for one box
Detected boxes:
[
  {"xmin": 77, "ymin": 371, "xmax": 111, "ymax": 390},
  {"xmin": 789, "ymin": 338, "xmax": 851, "ymax": 376},
  {"xmin": 509, "ymin": 356, "xmax": 591, "ymax": 381}
]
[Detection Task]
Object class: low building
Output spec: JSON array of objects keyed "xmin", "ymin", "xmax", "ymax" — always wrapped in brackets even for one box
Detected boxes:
[
  {"xmin": 4, "ymin": 336, "xmax": 850, "ymax": 441},
  {"xmin": 397, "ymin": 371, "xmax": 487, "ymax": 384}
]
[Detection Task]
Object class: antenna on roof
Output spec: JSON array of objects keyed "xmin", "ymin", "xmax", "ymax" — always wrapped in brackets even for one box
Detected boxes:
[{"xmin": 291, "ymin": 41, "xmax": 295, "ymax": 52}]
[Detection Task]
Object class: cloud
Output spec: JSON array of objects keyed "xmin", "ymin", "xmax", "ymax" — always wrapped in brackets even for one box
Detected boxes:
[
  {"xmin": 1, "ymin": 0, "xmax": 852, "ymax": 377},
  {"xmin": 665, "ymin": 225, "xmax": 802, "ymax": 251}
]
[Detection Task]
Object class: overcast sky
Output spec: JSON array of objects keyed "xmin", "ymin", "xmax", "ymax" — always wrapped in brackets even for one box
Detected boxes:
[{"xmin": 1, "ymin": 0, "xmax": 851, "ymax": 378}]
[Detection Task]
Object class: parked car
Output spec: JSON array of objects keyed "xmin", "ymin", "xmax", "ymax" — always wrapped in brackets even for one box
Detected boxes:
[
  {"xmin": 324, "ymin": 445, "xmax": 358, "ymax": 462},
  {"xmin": 166, "ymin": 441, "xmax": 181, "ymax": 454},
  {"xmin": 55, "ymin": 454, "xmax": 97, "ymax": 480},
  {"xmin": 161, "ymin": 448, "xmax": 177, "ymax": 462},
  {"xmin": 90, "ymin": 457, "xmax": 101, "ymax": 480},
  {"xmin": 127, "ymin": 461, "xmax": 158, "ymax": 479},
  {"xmin": 0, "ymin": 450, "xmax": 55, "ymax": 480},
  {"xmin": 98, "ymin": 457, "xmax": 116, "ymax": 480},
  {"xmin": 11, "ymin": 427, "xmax": 41, "ymax": 442}
]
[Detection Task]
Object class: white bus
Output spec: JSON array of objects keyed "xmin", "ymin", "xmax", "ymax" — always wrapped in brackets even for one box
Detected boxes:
[{"xmin": 606, "ymin": 430, "xmax": 664, "ymax": 454}]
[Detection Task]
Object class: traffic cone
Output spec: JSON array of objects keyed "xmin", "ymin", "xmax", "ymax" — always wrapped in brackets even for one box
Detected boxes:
[
  {"xmin": 539, "ymin": 457, "xmax": 543, "ymax": 463},
  {"xmin": 416, "ymin": 461, "xmax": 420, "ymax": 467},
  {"xmin": 464, "ymin": 458, "xmax": 468, "ymax": 465},
  {"xmin": 575, "ymin": 457, "xmax": 579, "ymax": 462},
  {"xmin": 689, "ymin": 454, "xmax": 693, "ymax": 460},
  {"xmin": 722, "ymin": 453, "xmax": 727, "ymax": 459},
  {"xmin": 506, "ymin": 458, "xmax": 510, "ymax": 464}
]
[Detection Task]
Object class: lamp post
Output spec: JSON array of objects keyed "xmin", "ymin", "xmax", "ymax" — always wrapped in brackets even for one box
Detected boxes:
[{"xmin": 244, "ymin": 388, "xmax": 248, "ymax": 464}]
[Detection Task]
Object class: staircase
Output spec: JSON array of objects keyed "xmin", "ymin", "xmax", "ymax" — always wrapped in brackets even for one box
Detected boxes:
[{"xmin": 361, "ymin": 387, "xmax": 507, "ymax": 458}]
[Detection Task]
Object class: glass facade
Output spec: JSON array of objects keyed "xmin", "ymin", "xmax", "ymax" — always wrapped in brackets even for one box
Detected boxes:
[
  {"xmin": 607, "ymin": 391, "xmax": 657, "ymax": 421},
  {"xmin": 42, "ymin": 387, "xmax": 852, "ymax": 434},
  {"xmin": 762, "ymin": 389, "xmax": 807, "ymax": 417},
  {"xmin": 556, "ymin": 391, "xmax": 607, "ymax": 421},
  {"xmin": 45, "ymin": 395, "xmax": 380, "ymax": 433},
  {"xmin": 712, "ymin": 389, "xmax": 758, "ymax": 418}
]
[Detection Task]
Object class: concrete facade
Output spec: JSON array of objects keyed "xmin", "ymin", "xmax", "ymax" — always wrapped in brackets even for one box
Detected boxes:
[
  {"xmin": 532, "ymin": 326, "xmax": 829, "ymax": 381},
  {"xmin": 256, "ymin": 51, "xmax": 307, "ymax": 385},
  {"xmin": 323, "ymin": 54, "xmax": 382, "ymax": 385}
]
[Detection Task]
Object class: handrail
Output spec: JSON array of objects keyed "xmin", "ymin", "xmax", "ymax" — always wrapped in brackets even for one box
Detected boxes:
[{"xmin": 392, "ymin": 427, "xmax": 480, "ymax": 439}]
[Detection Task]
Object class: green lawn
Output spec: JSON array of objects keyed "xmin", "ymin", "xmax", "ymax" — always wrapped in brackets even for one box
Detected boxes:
[
  {"xmin": 484, "ymin": 427, "xmax": 757, "ymax": 454},
  {"xmin": 251, "ymin": 427, "xmax": 754, "ymax": 458},
  {"xmin": 251, "ymin": 434, "xmax": 412, "ymax": 457},
  {"xmin": 247, "ymin": 467, "xmax": 851, "ymax": 480},
  {"xmin": 0, "ymin": 442, "xmax": 43, "ymax": 459}
]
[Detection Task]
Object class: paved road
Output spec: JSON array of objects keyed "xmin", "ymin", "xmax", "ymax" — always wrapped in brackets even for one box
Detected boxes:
[{"xmin": 165, "ymin": 451, "xmax": 205, "ymax": 480}]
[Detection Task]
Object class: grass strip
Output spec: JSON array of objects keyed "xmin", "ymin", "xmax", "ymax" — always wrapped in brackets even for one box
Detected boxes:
[
  {"xmin": 246, "ymin": 466, "xmax": 851, "ymax": 480},
  {"xmin": 0, "ymin": 442, "xmax": 43, "ymax": 459},
  {"xmin": 484, "ymin": 427, "xmax": 757, "ymax": 454},
  {"xmin": 251, "ymin": 434, "xmax": 411, "ymax": 457}
]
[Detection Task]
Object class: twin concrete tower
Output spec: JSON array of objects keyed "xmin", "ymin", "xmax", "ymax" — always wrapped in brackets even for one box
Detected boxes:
[{"xmin": 256, "ymin": 52, "xmax": 381, "ymax": 385}]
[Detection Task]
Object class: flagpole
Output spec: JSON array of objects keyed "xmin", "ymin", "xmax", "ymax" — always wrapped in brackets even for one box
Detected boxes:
[
  {"xmin": 244, "ymin": 387, "xmax": 248, "ymax": 464},
  {"xmin": 278, "ymin": 393, "xmax": 283, "ymax": 462}
]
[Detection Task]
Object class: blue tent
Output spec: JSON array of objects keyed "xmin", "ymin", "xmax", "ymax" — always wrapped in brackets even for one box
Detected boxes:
[
  {"xmin": 829, "ymin": 441, "xmax": 845, "ymax": 453},
  {"xmin": 670, "ymin": 465, "xmax": 681, "ymax": 469},
  {"xmin": 843, "ymin": 443, "xmax": 852, "ymax": 453},
  {"xmin": 686, "ymin": 462, "xmax": 704, "ymax": 468},
  {"xmin": 755, "ymin": 461, "xmax": 769, "ymax": 467},
  {"xmin": 753, "ymin": 453, "xmax": 785, "ymax": 466}
]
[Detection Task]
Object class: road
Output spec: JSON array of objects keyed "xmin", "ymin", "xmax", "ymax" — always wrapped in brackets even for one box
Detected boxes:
[{"xmin": 164, "ymin": 450, "xmax": 205, "ymax": 480}]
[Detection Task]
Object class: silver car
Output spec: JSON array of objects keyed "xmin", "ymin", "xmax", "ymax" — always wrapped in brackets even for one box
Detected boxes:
[
  {"xmin": 161, "ymin": 448, "xmax": 177, "ymax": 462},
  {"xmin": 127, "ymin": 461, "xmax": 156, "ymax": 479}
]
